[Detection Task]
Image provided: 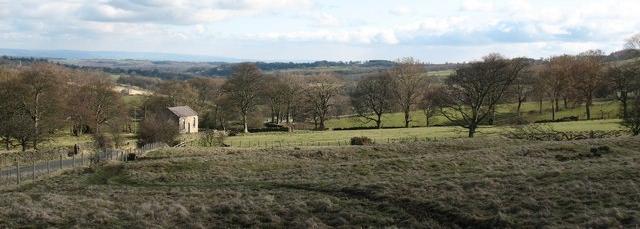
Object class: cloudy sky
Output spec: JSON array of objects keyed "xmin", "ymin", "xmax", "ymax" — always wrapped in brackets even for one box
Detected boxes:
[{"xmin": 1, "ymin": 0, "xmax": 639, "ymax": 62}]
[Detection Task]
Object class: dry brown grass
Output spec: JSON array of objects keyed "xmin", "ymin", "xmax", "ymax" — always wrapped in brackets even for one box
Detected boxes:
[{"xmin": 1, "ymin": 136, "xmax": 639, "ymax": 228}]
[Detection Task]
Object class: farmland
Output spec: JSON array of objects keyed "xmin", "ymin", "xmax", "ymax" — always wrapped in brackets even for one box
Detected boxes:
[
  {"xmin": 326, "ymin": 100, "xmax": 621, "ymax": 129},
  {"xmin": 222, "ymin": 119, "xmax": 624, "ymax": 148},
  {"xmin": 1, "ymin": 135, "xmax": 639, "ymax": 227}
]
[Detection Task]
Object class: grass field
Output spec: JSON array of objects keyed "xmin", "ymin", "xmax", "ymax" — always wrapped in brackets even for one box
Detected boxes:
[
  {"xmin": 2, "ymin": 136, "xmax": 639, "ymax": 227},
  {"xmin": 326, "ymin": 100, "xmax": 621, "ymax": 129},
  {"xmin": 224, "ymin": 119, "xmax": 623, "ymax": 148}
]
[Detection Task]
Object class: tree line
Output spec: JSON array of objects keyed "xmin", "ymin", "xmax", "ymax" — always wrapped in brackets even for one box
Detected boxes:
[
  {"xmin": 2, "ymin": 36, "xmax": 640, "ymax": 151},
  {"xmin": 0, "ymin": 63, "xmax": 128, "ymax": 151}
]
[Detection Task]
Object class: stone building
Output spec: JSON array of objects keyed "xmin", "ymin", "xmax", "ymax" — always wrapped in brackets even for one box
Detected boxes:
[{"xmin": 167, "ymin": 106, "xmax": 198, "ymax": 133}]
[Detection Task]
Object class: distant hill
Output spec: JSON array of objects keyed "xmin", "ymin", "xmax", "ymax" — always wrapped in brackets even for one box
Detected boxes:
[{"xmin": 0, "ymin": 48, "xmax": 244, "ymax": 63}]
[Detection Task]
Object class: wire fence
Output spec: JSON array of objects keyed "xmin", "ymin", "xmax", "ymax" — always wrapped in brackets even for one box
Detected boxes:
[
  {"xmin": 222, "ymin": 136, "xmax": 452, "ymax": 149},
  {"xmin": 0, "ymin": 142, "xmax": 166, "ymax": 187}
]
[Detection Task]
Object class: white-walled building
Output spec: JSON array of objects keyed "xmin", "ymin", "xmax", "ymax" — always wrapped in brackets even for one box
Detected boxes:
[{"xmin": 167, "ymin": 106, "xmax": 198, "ymax": 134}]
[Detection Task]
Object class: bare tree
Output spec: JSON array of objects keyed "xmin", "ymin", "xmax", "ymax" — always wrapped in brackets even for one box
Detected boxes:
[
  {"xmin": 14, "ymin": 64, "xmax": 67, "ymax": 150},
  {"xmin": 187, "ymin": 77, "xmax": 225, "ymax": 129},
  {"xmin": 349, "ymin": 73, "xmax": 394, "ymax": 128},
  {"xmin": 607, "ymin": 61, "xmax": 640, "ymax": 118},
  {"xmin": 541, "ymin": 56, "xmax": 572, "ymax": 120},
  {"xmin": 622, "ymin": 96, "xmax": 640, "ymax": 135},
  {"xmin": 280, "ymin": 74, "xmax": 305, "ymax": 124},
  {"xmin": 262, "ymin": 74, "xmax": 288, "ymax": 124},
  {"xmin": 438, "ymin": 54, "xmax": 527, "ymax": 137},
  {"xmin": 572, "ymin": 50, "xmax": 605, "ymax": 120},
  {"xmin": 509, "ymin": 59, "xmax": 536, "ymax": 116},
  {"xmin": 389, "ymin": 57, "xmax": 429, "ymax": 128},
  {"xmin": 68, "ymin": 72, "xmax": 127, "ymax": 135},
  {"xmin": 304, "ymin": 73, "xmax": 342, "ymax": 130},
  {"xmin": 419, "ymin": 86, "xmax": 441, "ymax": 127},
  {"xmin": 625, "ymin": 33, "xmax": 640, "ymax": 50},
  {"xmin": 222, "ymin": 63, "xmax": 264, "ymax": 133},
  {"xmin": 159, "ymin": 80, "xmax": 199, "ymax": 110},
  {"xmin": 0, "ymin": 68, "xmax": 20, "ymax": 150}
]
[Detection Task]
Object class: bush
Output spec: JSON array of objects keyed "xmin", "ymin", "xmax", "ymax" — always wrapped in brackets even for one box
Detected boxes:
[
  {"xmin": 137, "ymin": 114, "xmax": 179, "ymax": 146},
  {"xmin": 350, "ymin": 136, "xmax": 373, "ymax": 145},
  {"xmin": 198, "ymin": 131, "xmax": 227, "ymax": 147}
]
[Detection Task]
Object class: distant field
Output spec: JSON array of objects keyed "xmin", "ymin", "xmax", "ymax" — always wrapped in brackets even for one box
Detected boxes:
[
  {"xmin": 224, "ymin": 119, "xmax": 623, "ymax": 148},
  {"xmin": 326, "ymin": 100, "xmax": 621, "ymax": 129},
  {"xmin": 3, "ymin": 136, "xmax": 639, "ymax": 227}
]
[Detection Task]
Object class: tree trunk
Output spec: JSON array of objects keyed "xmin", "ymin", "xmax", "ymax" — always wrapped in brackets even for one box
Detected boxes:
[
  {"xmin": 376, "ymin": 114, "xmax": 382, "ymax": 129},
  {"xmin": 404, "ymin": 109, "xmax": 410, "ymax": 128},
  {"xmin": 621, "ymin": 93, "xmax": 628, "ymax": 119},
  {"xmin": 585, "ymin": 103, "xmax": 591, "ymax": 120},
  {"xmin": 468, "ymin": 124, "xmax": 477, "ymax": 138},
  {"xmin": 517, "ymin": 100, "xmax": 523, "ymax": 117},
  {"xmin": 563, "ymin": 97, "xmax": 568, "ymax": 109},
  {"xmin": 319, "ymin": 118, "xmax": 325, "ymax": 130},
  {"xmin": 538, "ymin": 98, "xmax": 543, "ymax": 114},
  {"xmin": 21, "ymin": 140, "xmax": 27, "ymax": 152},
  {"xmin": 555, "ymin": 98, "xmax": 560, "ymax": 111},
  {"xmin": 285, "ymin": 103, "xmax": 291, "ymax": 124},
  {"xmin": 424, "ymin": 110, "xmax": 430, "ymax": 127},
  {"xmin": 551, "ymin": 99, "xmax": 556, "ymax": 121},
  {"xmin": 242, "ymin": 114, "xmax": 249, "ymax": 133}
]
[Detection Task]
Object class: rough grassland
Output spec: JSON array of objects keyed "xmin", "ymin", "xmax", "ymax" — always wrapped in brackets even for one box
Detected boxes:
[{"xmin": 1, "ymin": 136, "xmax": 639, "ymax": 228}]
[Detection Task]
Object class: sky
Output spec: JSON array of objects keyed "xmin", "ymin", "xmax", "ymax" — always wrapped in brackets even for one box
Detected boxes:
[{"xmin": 0, "ymin": 0, "xmax": 639, "ymax": 63}]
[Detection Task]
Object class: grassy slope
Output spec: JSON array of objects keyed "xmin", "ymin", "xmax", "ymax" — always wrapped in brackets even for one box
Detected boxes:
[
  {"xmin": 224, "ymin": 119, "xmax": 622, "ymax": 147},
  {"xmin": 1, "ymin": 136, "xmax": 639, "ymax": 227},
  {"xmin": 327, "ymin": 100, "xmax": 621, "ymax": 129}
]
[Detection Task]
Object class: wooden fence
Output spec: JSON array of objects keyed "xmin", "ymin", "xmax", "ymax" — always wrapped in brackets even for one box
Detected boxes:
[{"xmin": 0, "ymin": 142, "xmax": 166, "ymax": 187}]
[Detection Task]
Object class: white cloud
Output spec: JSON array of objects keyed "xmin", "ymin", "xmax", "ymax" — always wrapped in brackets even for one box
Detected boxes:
[
  {"xmin": 389, "ymin": 6, "xmax": 412, "ymax": 16},
  {"xmin": 460, "ymin": 0, "xmax": 494, "ymax": 12},
  {"xmin": 312, "ymin": 13, "xmax": 341, "ymax": 27},
  {"xmin": 1, "ymin": 0, "xmax": 640, "ymax": 61}
]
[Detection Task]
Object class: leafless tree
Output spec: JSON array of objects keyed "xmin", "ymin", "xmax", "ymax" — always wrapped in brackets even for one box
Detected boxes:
[
  {"xmin": 349, "ymin": 73, "xmax": 394, "ymax": 128},
  {"xmin": 304, "ymin": 73, "xmax": 342, "ymax": 130},
  {"xmin": 541, "ymin": 55, "xmax": 572, "ymax": 120},
  {"xmin": 68, "ymin": 71, "xmax": 127, "ymax": 135},
  {"xmin": 419, "ymin": 86, "xmax": 442, "ymax": 127},
  {"xmin": 625, "ymin": 33, "xmax": 640, "ymax": 50},
  {"xmin": 622, "ymin": 96, "xmax": 640, "ymax": 135},
  {"xmin": 14, "ymin": 63, "xmax": 67, "ymax": 150},
  {"xmin": 572, "ymin": 50, "xmax": 605, "ymax": 120},
  {"xmin": 222, "ymin": 63, "xmax": 264, "ymax": 133},
  {"xmin": 389, "ymin": 57, "xmax": 429, "ymax": 128},
  {"xmin": 437, "ymin": 54, "xmax": 527, "ymax": 137},
  {"xmin": 508, "ymin": 59, "xmax": 536, "ymax": 116},
  {"xmin": 606, "ymin": 61, "xmax": 639, "ymax": 118}
]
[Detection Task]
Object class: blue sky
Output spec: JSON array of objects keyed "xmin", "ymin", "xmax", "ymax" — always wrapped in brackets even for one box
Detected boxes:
[{"xmin": 0, "ymin": 0, "xmax": 639, "ymax": 62}]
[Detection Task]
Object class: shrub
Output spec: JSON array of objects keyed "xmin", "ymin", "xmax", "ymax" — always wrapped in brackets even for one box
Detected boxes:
[
  {"xmin": 198, "ymin": 131, "xmax": 227, "ymax": 147},
  {"xmin": 137, "ymin": 114, "xmax": 179, "ymax": 146},
  {"xmin": 350, "ymin": 136, "xmax": 373, "ymax": 145},
  {"xmin": 622, "ymin": 96, "xmax": 640, "ymax": 136}
]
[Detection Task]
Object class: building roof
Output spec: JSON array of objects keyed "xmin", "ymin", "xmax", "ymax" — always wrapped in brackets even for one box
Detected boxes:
[{"xmin": 167, "ymin": 106, "xmax": 198, "ymax": 117}]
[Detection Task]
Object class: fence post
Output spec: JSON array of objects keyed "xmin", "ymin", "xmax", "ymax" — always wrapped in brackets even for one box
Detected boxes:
[
  {"xmin": 81, "ymin": 152, "xmax": 84, "ymax": 166},
  {"xmin": 72, "ymin": 154, "xmax": 75, "ymax": 168},
  {"xmin": 16, "ymin": 160, "xmax": 20, "ymax": 185},
  {"xmin": 32, "ymin": 160, "xmax": 35, "ymax": 181}
]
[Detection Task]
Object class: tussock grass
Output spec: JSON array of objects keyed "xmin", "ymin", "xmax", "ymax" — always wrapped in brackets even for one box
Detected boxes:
[{"xmin": 1, "ymin": 136, "xmax": 639, "ymax": 227}]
